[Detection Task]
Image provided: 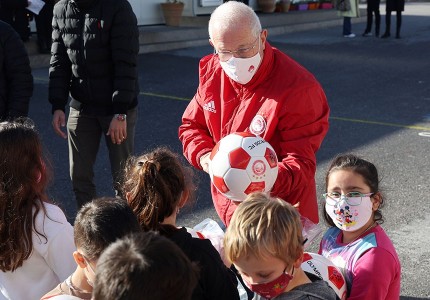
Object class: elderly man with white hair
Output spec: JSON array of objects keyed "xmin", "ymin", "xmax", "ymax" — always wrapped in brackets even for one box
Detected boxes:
[{"xmin": 179, "ymin": 1, "xmax": 329, "ymax": 227}]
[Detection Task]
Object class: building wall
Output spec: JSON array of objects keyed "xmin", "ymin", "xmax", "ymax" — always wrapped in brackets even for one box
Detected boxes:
[{"xmin": 134, "ymin": 0, "xmax": 258, "ymax": 26}]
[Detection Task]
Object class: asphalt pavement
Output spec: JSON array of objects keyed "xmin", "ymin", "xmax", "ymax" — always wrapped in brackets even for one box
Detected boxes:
[{"xmin": 30, "ymin": 2, "xmax": 429, "ymax": 299}]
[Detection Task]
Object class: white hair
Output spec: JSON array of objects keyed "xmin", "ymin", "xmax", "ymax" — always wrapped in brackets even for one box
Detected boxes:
[{"xmin": 208, "ymin": 1, "xmax": 262, "ymax": 40}]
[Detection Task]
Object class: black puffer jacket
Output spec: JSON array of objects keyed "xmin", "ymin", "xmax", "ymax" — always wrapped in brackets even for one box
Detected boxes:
[
  {"xmin": 386, "ymin": 0, "xmax": 404, "ymax": 12},
  {"xmin": 0, "ymin": 0, "xmax": 31, "ymax": 41},
  {"xmin": 0, "ymin": 20, "xmax": 33, "ymax": 120},
  {"xmin": 49, "ymin": 0, "xmax": 139, "ymax": 116}
]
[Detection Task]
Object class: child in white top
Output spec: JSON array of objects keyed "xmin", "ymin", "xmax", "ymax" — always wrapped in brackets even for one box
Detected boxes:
[{"xmin": 0, "ymin": 119, "xmax": 76, "ymax": 300}]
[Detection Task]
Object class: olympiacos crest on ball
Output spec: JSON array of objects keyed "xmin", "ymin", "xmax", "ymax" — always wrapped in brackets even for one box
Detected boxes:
[
  {"xmin": 208, "ymin": 132, "xmax": 278, "ymax": 202},
  {"xmin": 252, "ymin": 160, "xmax": 266, "ymax": 176}
]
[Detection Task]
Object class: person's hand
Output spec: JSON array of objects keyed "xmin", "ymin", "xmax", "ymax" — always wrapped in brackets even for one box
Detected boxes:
[
  {"xmin": 52, "ymin": 110, "xmax": 67, "ymax": 139},
  {"xmin": 107, "ymin": 117, "xmax": 127, "ymax": 145},
  {"xmin": 200, "ymin": 152, "xmax": 211, "ymax": 173}
]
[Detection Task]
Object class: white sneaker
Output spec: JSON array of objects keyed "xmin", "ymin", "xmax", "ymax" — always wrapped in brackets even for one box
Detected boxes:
[{"xmin": 343, "ymin": 33, "xmax": 356, "ymax": 38}]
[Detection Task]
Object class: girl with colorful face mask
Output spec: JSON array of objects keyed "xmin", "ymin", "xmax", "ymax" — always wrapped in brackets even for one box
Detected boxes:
[
  {"xmin": 319, "ymin": 154, "xmax": 401, "ymax": 300},
  {"xmin": 224, "ymin": 192, "xmax": 338, "ymax": 300}
]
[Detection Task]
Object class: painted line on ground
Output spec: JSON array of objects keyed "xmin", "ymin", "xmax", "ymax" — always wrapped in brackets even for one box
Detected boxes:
[
  {"xmin": 33, "ymin": 77, "xmax": 191, "ymax": 101},
  {"xmin": 32, "ymin": 81, "xmax": 430, "ymax": 132},
  {"xmin": 140, "ymin": 94, "xmax": 430, "ymax": 132},
  {"xmin": 34, "ymin": 77, "xmax": 49, "ymax": 82},
  {"xmin": 331, "ymin": 117, "xmax": 430, "ymax": 131},
  {"xmin": 140, "ymin": 92, "xmax": 190, "ymax": 101}
]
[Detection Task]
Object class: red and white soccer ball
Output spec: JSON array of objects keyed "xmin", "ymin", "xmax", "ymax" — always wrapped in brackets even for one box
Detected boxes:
[
  {"xmin": 208, "ymin": 132, "xmax": 278, "ymax": 202},
  {"xmin": 301, "ymin": 252, "xmax": 347, "ymax": 300}
]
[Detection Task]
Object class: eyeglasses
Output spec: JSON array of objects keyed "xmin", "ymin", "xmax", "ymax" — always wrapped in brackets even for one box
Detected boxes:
[
  {"xmin": 214, "ymin": 36, "xmax": 260, "ymax": 61},
  {"xmin": 322, "ymin": 192, "xmax": 374, "ymax": 206},
  {"xmin": 82, "ymin": 255, "xmax": 96, "ymax": 275}
]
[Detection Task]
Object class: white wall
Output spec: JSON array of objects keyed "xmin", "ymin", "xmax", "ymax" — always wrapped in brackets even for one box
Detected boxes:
[
  {"xmin": 130, "ymin": 0, "xmax": 258, "ymax": 26},
  {"xmin": 130, "ymin": 0, "xmax": 164, "ymax": 26}
]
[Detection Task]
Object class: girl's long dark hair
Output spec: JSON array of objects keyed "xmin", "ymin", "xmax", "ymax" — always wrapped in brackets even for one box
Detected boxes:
[{"xmin": 0, "ymin": 120, "xmax": 51, "ymax": 271}]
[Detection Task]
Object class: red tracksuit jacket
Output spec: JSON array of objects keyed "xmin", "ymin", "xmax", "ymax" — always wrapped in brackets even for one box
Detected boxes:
[{"xmin": 179, "ymin": 42, "xmax": 329, "ymax": 226}]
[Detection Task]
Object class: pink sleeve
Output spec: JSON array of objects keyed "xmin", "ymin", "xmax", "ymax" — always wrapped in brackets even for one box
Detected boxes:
[{"xmin": 348, "ymin": 247, "xmax": 398, "ymax": 300}]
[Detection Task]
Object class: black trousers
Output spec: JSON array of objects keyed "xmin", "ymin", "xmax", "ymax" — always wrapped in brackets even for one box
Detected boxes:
[
  {"xmin": 364, "ymin": 0, "xmax": 381, "ymax": 35},
  {"xmin": 384, "ymin": 10, "xmax": 402, "ymax": 37},
  {"xmin": 35, "ymin": 2, "xmax": 54, "ymax": 52}
]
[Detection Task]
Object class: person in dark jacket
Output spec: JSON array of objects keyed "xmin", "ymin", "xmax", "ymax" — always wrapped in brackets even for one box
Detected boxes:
[
  {"xmin": 35, "ymin": 0, "xmax": 57, "ymax": 54},
  {"xmin": 381, "ymin": 0, "xmax": 404, "ymax": 38},
  {"xmin": 0, "ymin": 0, "xmax": 31, "ymax": 42},
  {"xmin": 49, "ymin": 0, "xmax": 140, "ymax": 209},
  {"xmin": 122, "ymin": 147, "xmax": 240, "ymax": 300},
  {"xmin": 0, "ymin": 20, "xmax": 33, "ymax": 120}
]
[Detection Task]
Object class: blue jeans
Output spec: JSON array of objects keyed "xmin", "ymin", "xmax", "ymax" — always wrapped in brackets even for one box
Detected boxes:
[{"xmin": 343, "ymin": 17, "xmax": 352, "ymax": 35}]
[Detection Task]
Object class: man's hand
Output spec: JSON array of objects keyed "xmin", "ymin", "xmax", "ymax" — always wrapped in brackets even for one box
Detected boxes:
[
  {"xmin": 107, "ymin": 117, "xmax": 127, "ymax": 145},
  {"xmin": 200, "ymin": 152, "xmax": 211, "ymax": 173},
  {"xmin": 52, "ymin": 110, "xmax": 67, "ymax": 139}
]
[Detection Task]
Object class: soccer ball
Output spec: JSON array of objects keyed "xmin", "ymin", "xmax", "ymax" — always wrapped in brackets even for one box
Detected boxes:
[
  {"xmin": 301, "ymin": 252, "xmax": 347, "ymax": 300},
  {"xmin": 208, "ymin": 132, "xmax": 278, "ymax": 202}
]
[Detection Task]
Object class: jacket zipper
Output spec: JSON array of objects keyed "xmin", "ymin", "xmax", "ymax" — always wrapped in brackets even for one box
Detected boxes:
[
  {"xmin": 226, "ymin": 87, "xmax": 243, "ymax": 135},
  {"xmin": 79, "ymin": 13, "xmax": 94, "ymax": 107}
]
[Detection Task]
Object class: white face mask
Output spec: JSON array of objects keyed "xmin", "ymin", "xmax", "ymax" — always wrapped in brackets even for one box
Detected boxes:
[
  {"xmin": 325, "ymin": 195, "xmax": 373, "ymax": 232},
  {"xmin": 219, "ymin": 44, "xmax": 262, "ymax": 85}
]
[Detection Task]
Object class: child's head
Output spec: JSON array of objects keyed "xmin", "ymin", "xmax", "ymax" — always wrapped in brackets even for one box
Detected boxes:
[
  {"xmin": 92, "ymin": 231, "xmax": 199, "ymax": 300},
  {"xmin": 0, "ymin": 119, "xmax": 51, "ymax": 272},
  {"xmin": 224, "ymin": 193, "xmax": 304, "ymax": 297},
  {"xmin": 73, "ymin": 197, "xmax": 141, "ymax": 285},
  {"xmin": 122, "ymin": 147, "xmax": 196, "ymax": 231},
  {"xmin": 322, "ymin": 154, "xmax": 384, "ymax": 230},
  {"xmin": 0, "ymin": 119, "xmax": 50, "ymax": 202}
]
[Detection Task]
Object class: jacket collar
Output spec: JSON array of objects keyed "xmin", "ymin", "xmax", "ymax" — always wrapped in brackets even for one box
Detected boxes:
[
  {"xmin": 71, "ymin": 0, "xmax": 98, "ymax": 9},
  {"xmin": 245, "ymin": 41, "xmax": 274, "ymax": 88}
]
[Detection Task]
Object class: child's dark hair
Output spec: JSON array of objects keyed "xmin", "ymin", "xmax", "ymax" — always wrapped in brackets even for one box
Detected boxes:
[
  {"xmin": 323, "ymin": 154, "xmax": 384, "ymax": 226},
  {"xmin": 93, "ymin": 231, "xmax": 199, "ymax": 300},
  {"xmin": 0, "ymin": 119, "xmax": 51, "ymax": 272},
  {"xmin": 122, "ymin": 147, "xmax": 196, "ymax": 231},
  {"xmin": 73, "ymin": 197, "xmax": 141, "ymax": 261}
]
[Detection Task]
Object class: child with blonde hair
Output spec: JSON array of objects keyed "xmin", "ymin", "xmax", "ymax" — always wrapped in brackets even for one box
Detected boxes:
[{"xmin": 224, "ymin": 192, "xmax": 337, "ymax": 300}]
